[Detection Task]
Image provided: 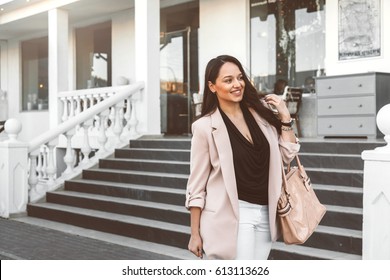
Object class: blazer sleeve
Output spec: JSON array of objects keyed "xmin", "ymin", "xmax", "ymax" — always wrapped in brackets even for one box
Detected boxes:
[
  {"xmin": 279, "ymin": 137, "xmax": 300, "ymax": 164},
  {"xmin": 185, "ymin": 119, "xmax": 212, "ymax": 210}
]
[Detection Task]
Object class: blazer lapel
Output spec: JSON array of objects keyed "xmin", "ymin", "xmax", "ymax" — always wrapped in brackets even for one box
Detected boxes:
[{"xmin": 210, "ymin": 108, "xmax": 239, "ymax": 219}]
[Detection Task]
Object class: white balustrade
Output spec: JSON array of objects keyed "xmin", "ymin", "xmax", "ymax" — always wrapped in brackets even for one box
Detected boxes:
[{"xmin": 0, "ymin": 82, "xmax": 144, "ymax": 216}]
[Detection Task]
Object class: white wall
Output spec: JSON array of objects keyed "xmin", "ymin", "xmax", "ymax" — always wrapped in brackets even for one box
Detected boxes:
[
  {"xmin": 198, "ymin": 0, "xmax": 250, "ymax": 92},
  {"xmin": 112, "ymin": 8, "xmax": 136, "ymax": 85},
  {"xmin": 325, "ymin": 0, "xmax": 390, "ymax": 75}
]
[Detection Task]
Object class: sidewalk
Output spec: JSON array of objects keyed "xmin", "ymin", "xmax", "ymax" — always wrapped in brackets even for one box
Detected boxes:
[{"xmin": 0, "ymin": 218, "xmax": 177, "ymax": 260}]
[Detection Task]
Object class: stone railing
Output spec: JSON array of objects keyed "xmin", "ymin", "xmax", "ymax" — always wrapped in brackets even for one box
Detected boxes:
[
  {"xmin": 361, "ymin": 103, "xmax": 390, "ymax": 259},
  {"xmin": 0, "ymin": 82, "xmax": 144, "ymax": 218}
]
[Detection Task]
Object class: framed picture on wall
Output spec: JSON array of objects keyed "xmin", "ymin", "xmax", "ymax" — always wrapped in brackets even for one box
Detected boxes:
[{"xmin": 338, "ymin": 0, "xmax": 381, "ymax": 60}]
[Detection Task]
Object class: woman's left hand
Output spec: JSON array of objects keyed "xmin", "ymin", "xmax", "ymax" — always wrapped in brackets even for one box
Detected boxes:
[{"xmin": 264, "ymin": 94, "xmax": 291, "ymax": 122}]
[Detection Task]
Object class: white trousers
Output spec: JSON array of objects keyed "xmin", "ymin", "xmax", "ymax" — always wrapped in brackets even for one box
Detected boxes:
[{"xmin": 236, "ymin": 200, "xmax": 272, "ymax": 260}]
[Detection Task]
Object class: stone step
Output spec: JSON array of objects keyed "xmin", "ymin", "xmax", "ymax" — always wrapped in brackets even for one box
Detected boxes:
[
  {"xmin": 115, "ymin": 148, "xmax": 190, "ymax": 161},
  {"xmin": 299, "ymin": 139, "xmax": 384, "ymax": 155},
  {"xmin": 99, "ymin": 158, "xmax": 190, "ymax": 174},
  {"xmin": 321, "ymin": 205, "xmax": 362, "ymax": 231},
  {"xmin": 299, "ymin": 152, "xmax": 363, "ymax": 170},
  {"xmin": 298, "ymin": 225, "xmax": 361, "ymax": 255},
  {"xmin": 82, "ymin": 168, "xmax": 188, "ymax": 189},
  {"xmin": 64, "ymin": 179, "xmax": 185, "ymax": 206},
  {"xmin": 269, "ymin": 241, "xmax": 361, "ymax": 260},
  {"xmin": 46, "ymin": 190, "xmax": 189, "ymax": 226},
  {"xmin": 306, "ymin": 167, "xmax": 363, "ymax": 188},
  {"xmin": 315, "ymin": 184, "xmax": 362, "ymax": 208},
  {"xmin": 130, "ymin": 137, "xmax": 191, "ymax": 150},
  {"xmin": 27, "ymin": 203, "xmax": 190, "ymax": 249}
]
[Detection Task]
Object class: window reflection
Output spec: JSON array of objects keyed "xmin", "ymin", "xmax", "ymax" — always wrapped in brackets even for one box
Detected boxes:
[
  {"xmin": 21, "ymin": 37, "xmax": 48, "ymax": 111},
  {"xmin": 76, "ymin": 21, "xmax": 111, "ymax": 89},
  {"xmin": 250, "ymin": 0, "xmax": 325, "ymax": 94}
]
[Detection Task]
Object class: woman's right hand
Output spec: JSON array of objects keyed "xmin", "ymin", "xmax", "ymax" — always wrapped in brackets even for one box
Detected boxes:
[{"xmin": 188, "ymin": 233, "xmax": 203, "ymax": 259}]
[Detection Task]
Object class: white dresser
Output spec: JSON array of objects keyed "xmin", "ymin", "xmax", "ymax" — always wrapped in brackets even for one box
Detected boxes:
[{"xmin": 316, "ymin": 72, "xmax": 390, "ymax": 138}]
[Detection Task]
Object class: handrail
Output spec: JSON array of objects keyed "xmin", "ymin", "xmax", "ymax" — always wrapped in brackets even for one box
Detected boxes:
[
  {"xmin": 28, "ymin": 81, "xmax": 144, "ymax": 153},
  {"xmin": 57, "ymin": 85, "xmax": 130, "ymax": 98}
]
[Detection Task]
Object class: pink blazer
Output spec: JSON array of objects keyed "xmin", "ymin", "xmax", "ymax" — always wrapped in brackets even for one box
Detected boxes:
[{"xmin": 185, "ymin": 107, "xmax": 300, "ymax": 259}]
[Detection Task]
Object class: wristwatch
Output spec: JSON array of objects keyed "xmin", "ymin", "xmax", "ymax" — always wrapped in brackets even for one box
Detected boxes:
[{"xmin": 280, "ymin": 118, "xmax": 294, "ymax": 127}]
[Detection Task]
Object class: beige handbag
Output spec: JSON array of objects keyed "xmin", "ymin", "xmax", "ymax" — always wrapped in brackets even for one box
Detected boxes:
[{"xmin": 277, "ymin": 155, "xmax": 326, "ymax": 245}]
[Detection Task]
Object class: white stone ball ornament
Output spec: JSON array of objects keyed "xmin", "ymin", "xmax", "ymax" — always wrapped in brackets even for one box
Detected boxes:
[
  {"xmin": 376, "ymin": 104, "xmax": 390, "ymax": 151},
  {"xmin": 4, "ymin": 118, "xmax": 22, "ymax": 142}
]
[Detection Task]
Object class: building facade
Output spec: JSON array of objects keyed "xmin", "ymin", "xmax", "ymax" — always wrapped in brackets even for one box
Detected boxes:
[{"xmin": 1, "ymin": 0, "xmax": 389, "ymax": 141}]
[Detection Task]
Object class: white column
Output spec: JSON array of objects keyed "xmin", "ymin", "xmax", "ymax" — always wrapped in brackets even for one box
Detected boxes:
[
  {"xmin": 0, "ymin": 119, "xmax": 28, "ymax": 218},
  {"xmin": 361, "ymin": 104, "xmax": 390, "ymax": 259},
  {"xmin": 48, "ymin": 9, "xmax": 69, "ymax": 129},
  {"xmin": 199, "ymin": 0, "xmax": 249, "ymax": 92},
  {"xmin": 135, "ymin": 0, "xmax": 161, "ymax": 135}
]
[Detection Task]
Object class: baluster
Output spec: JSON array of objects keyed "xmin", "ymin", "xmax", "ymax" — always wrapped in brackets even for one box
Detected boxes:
[
  {"xmin": 68, "ymin": 97, "xmax": 75, "ymax": 119},
  {"xmin": 82, "ymin": 95, "xmax": 88, "ymax": 112},
  {"xmin": 113, "ymin": 102, "xmax": 124, "ymax": 145},
  {"xmin": 28, "ymin": 153, "xmax": 39, "ymax": 201},
  {"xmin": 63, "ymin": 130, "xmax": 75, "ymax": 175},
  {"xmin": 88, "ymin": 94, "xmax": 95, "ymax": 108},
  {"xmin": 36, "ymin": 150, "xmax": 43, "ymax": 179},
  {"xmin": 128, "ymin": 98, "xmax": 139, "ymax": 137},
  {"xmin": 88, "ymin": 94, "xmax": 96, "ymax": 131},
  {"xmin": 41, "ymin": 145, "xmax": 47, "ymax": 178},
  {"xmin": 45, "ymin": 142, "xmax": 56, "ymax": 186},
  {"xmin": 97, "ymin": 113, "xmax": 108, "ymax": 155},
  {"xmin": 61, "ymin": 97, "xmax": 68, "ymax": 122},
  {"xmin": 75, "ymin": 96, "xmax": 82, "ymax": 131},
  {"xmin": 81, "ymin": 122, "xmax": 92, "ymax": 165},
  {"xmin": 120, "ymin": 97, "xmax": 132, "ymax": 141}
]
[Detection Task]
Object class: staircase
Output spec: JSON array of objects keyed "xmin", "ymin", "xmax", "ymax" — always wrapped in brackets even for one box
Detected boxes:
[{"xmin": 26, "ymin": 135, "xmax": 384, "ymax": 259}]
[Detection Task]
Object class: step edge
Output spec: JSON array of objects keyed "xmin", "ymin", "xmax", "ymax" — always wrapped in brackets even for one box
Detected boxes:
[
  {"xmin": 271, "ymin": 242, "xmax": 361, "ymax": 260},
  {"xmin": 29, "ymin": 203, "xmax": 190, "ymax": 233},
  {"xmin": 66, "ymin": 179, "xmax": 186, "ymax": 194},
  {"xmin": 101, "ymin": 158, "xmax": 190, "ymax": 165},
  {"xmin": 84, "ymin": 168, "xmax": 189, "ymax": 178},
  {"xmin": 48, "ymin": 191, "xmax": 187, "ymax": 213}
]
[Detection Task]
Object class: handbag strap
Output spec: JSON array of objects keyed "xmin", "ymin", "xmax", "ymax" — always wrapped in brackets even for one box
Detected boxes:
[{"xmin": 280, "ymin": 153, "xmax": 305, "ymax": 189}]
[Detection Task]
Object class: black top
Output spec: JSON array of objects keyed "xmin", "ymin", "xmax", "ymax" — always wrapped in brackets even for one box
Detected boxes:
[{"xmin": 220, "ymin": 103, "xmax": 270, "ymax": 205}]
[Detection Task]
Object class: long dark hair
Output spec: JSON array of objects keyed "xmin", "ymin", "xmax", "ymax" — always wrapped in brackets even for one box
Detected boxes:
[{"xmin": 201, "ymin": 55, "xmax": 281, "ymax": 134}]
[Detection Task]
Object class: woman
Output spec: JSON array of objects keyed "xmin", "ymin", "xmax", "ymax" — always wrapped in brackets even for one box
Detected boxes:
[{"xmin": 185, "ymin": 55, "xmax": 300, "ymax": 260}]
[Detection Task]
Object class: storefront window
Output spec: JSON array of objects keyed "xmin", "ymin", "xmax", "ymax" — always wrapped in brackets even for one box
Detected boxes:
[
  {"xmin": 75, "ymin": 21, "xmax": 111, "ymax": 89},
  {"xmin": 250, "ymin": 0, "xmax": 325, "ymax": 94},
  {"xmin": 21, "ymin": 37, "xmax": 48, "ymax": 111}
]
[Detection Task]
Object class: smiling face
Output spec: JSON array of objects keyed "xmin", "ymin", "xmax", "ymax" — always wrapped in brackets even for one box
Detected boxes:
[{"xmin": 208, "ymin": 62, "xmax": 245, "ymax": 109}]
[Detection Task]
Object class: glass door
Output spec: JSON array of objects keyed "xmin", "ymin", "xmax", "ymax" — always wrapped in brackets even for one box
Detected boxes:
[{"xmin": 160, "ymin": 27, "xmax": 192, "ymax": 135}]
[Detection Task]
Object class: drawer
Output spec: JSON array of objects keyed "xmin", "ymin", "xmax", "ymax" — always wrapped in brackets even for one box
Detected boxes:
[
  {"xmin": 316, "ymin": 75, "xmax": 375, "ymax": 96},
  {"xmin": 318, "ymin": 116, "xmax": 376, "ymax": 136},
  {"xmin": 317, "ymin": 96, "xmax": 375, "ymax": 116}
]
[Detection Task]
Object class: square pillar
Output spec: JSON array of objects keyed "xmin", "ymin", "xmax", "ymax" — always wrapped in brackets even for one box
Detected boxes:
[
  {"xmin": 134, "ymin": 0, "xmax": 161, "ymax": 135},
  {"xmin": 48, "ymin": 8, "xmax": 69, "ymax": 129}
]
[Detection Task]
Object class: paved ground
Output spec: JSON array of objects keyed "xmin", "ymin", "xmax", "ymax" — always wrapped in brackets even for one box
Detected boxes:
[{"xmin": 0, "ymin": 218, "xmax": 176, "ymax": 260}]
